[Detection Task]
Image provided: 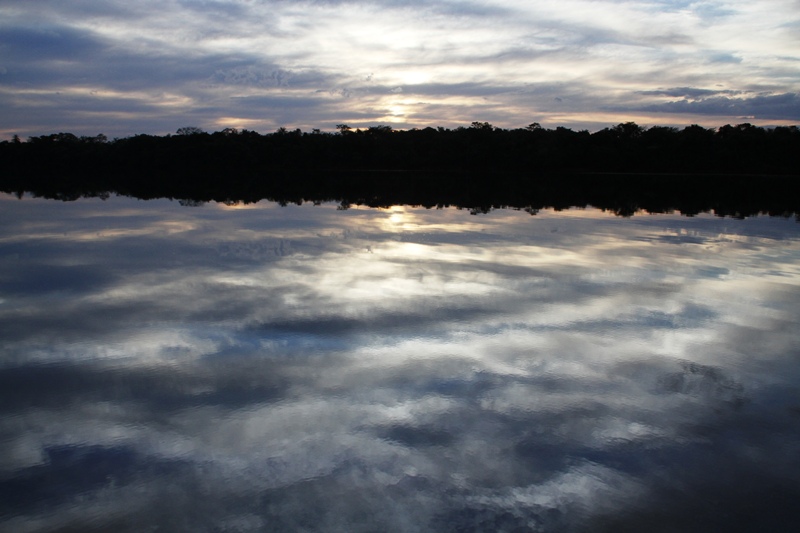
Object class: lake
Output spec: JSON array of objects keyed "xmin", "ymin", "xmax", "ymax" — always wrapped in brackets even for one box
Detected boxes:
[{"xmin": 2, "ymin": 193, "xmax": 800, "ymax": 532}]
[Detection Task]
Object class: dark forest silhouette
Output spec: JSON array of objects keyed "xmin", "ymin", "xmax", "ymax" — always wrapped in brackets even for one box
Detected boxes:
[{"xmin": 1, "ymin": 122, "xmax": 798, "ymax": 217}]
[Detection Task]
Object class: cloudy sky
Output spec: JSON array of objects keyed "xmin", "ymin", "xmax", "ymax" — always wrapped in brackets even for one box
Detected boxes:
[{"xmin": 1, "ymin": 0, "xmax": 799, "ymax": 139}]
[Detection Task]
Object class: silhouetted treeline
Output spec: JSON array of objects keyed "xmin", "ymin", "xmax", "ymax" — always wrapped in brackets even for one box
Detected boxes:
[
  {"xmin": 3, "ymin": 122, "xmax": 799, "ymax": 176},
  {"xmin": 1, "ymin": 122, "xmax": 799, "ymax": 217},
  {"xmin": 3, "ymin": 169, "xmax": 800, "ymax": 219}
]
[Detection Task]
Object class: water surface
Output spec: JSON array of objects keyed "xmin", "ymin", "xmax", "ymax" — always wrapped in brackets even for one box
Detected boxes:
[{"xmin": 2, "ymin": 194, "xmax": 800, "ymax": 532}]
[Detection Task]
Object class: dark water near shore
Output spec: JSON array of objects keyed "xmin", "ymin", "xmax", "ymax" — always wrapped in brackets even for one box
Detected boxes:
[{"xmin": 2, "ymin": 194, "xmax": 800, "ymax": 532}]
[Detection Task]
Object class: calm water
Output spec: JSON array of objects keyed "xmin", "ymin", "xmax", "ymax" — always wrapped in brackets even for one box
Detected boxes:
[{"xmin": 2, "ymin": 194, "xmax": 800, "ymax": 532}]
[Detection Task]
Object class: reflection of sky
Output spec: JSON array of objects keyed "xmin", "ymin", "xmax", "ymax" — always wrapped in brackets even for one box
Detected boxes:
[{"xmin": 2, "ymin": 194, "xmax": 800, "ymax": 531}]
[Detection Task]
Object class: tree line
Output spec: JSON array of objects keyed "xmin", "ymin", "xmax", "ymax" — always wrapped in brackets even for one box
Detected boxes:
[
  {"xmin": 1, "ymin": 122, "xmax": 798, "ymax": 218},
  {"xmin": 3, "ymin": 121, "xmax": 798, "ymax": 177}
]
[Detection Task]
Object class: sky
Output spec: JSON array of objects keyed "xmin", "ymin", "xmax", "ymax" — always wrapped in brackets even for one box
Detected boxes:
[{"xmin": 1, "ymin": 0, "xmax": 799, "ymax": 139}]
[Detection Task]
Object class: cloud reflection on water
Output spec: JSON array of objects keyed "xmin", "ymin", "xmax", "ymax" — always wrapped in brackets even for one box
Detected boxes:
[{"xmin": 1, "ymin": 195, "xmax": 800, "ymax": 531}]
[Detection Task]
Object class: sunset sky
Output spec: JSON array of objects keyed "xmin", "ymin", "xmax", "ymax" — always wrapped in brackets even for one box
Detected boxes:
[{"xmin": 1, "ymin": 0, "xmax": 799, "ymax": 139}]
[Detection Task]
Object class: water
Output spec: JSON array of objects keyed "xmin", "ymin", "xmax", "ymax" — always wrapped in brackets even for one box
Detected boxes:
[{"xmin": 1, "ymin": 194, "xmax": 800, "ymax": 532}]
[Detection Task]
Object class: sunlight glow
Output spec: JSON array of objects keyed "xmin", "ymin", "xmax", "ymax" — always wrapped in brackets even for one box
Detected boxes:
[{"xmin": 212, "ymin": 117, "xmax": 264, "ymax": 131}]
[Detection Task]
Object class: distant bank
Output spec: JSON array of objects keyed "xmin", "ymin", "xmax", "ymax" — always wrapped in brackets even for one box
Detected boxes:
[{"xmin": 2, "ymin": 122, "xmax": 798, "ymax": 217}]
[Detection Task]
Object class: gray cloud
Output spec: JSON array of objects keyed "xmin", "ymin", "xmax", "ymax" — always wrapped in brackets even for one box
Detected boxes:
[
  {"xmin": 0, "ymin": 25, "xmax": 105, "ymax": 62},
  {"xmin": 640, "ymin": 92, "xmax": 800, "ymax": 120},
  {"xmin": 637, "ymin": 87, "xmax": 742, "ymax": 98},
  {"xmin": 176, "ymin": 0, "xmax": 251, "ymax": 19}
]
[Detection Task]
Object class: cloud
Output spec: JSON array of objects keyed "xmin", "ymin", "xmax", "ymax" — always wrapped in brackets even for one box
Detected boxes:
[
  {"xmin": 637, "ymin": 87, "xmax": 742, "ymax": 98},
  {"xmin": 640, "ymin": 92, "xmax": 800, "ymax": 120},
  {"xmin": 0, "ymin": 26, "xmax": 105, "ymax": 62},
  {"xmin": 1, "ymin": 0, "xmax": 799, "ymax": 137}
]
